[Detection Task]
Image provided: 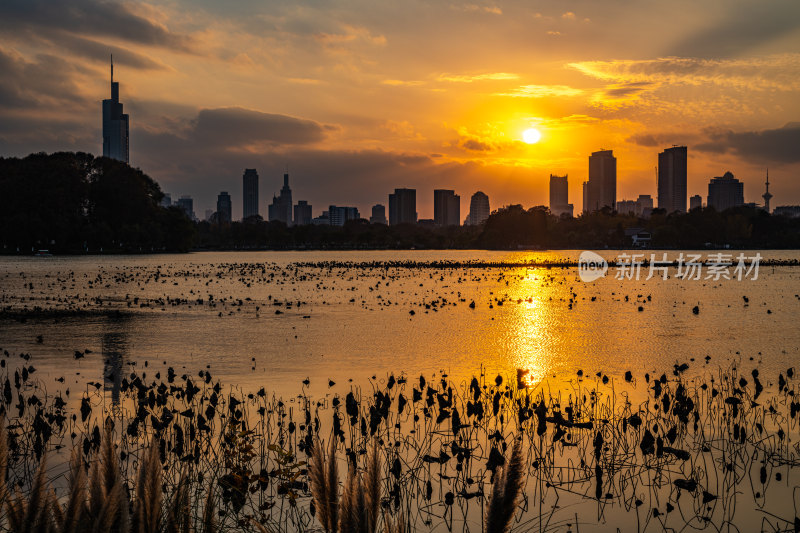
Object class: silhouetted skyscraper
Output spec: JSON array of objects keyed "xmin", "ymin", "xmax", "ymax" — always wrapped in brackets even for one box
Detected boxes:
[
  {"xmin": 658, "ymin": 146, "xmax": 687, "ymax": 213},
  {"xmin": 465, "ymin": 191, "xmax": 490, "ymax": 225},
  {"xmin": 549, "ymin": 175, "xmax": 573, "ymax": 217},
  {"xmin": 328, "ymin": 206, "xmax": 360, "ymax": 226},
  {"xmin": 370, "ymin": 204, "xmax": 387, "ymax": 225},
  {"xmin": 216, "ymin": 191, "xmax": 232, "ymax": 224},
  {"xmin": 102, "ymin": 57, "xmax": 129, "ymax": 164},
  {"xmin": 268, "ymin": 173, "xmax": 293, "ymax": 225},
  {"xmin": 388, "ymin": 188, "xmax": 416, "ymax": 225},
  {"xmin": 586, "ymin": 150, "xmax": 616, "ymax": 212},
  {"xmin": 294, "ymin": 200, "xmax": 312, "ymax": 226},
  {"xmin": 176, "ymin": 196, "xmax": 195, "ymax": 221},
  {"xmin": 763, "ymin": 170, "xmax": 772, "ymax": 213},
  {"xmin": 707, "ymin": 172, "xmax": 744, "ymax": 211},
  {"xmin": 690, "ymin": 194, "xmax": 702, "ymax": 210},
  {"xmin": 242, "ymin": 169, "xmax": 259, "ymax": 219},
  {"xmin": 434, "ymin": 189, "xmax": 460, "ymax": 226}
]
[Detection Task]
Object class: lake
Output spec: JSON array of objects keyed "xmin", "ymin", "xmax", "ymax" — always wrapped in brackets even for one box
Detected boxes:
[{"xmin": 1, "ymin": 250, "xmax": 799, "ymax": 532}]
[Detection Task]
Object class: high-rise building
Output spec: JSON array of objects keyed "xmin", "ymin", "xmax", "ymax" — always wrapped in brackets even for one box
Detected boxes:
[
  {"xmin": 465, "ymin": 191, "xmax": 490, "ymax": 225},
  {"xmin": 616, "ymin": 194, "xmax": 653, "ymax": 217},
  {"xmin": 370, "ymin": 204, "xmax": 387, "ymax": 225},
  {"xmin": 658, "ymin": 146, "xmax": 687, "ymax": 213},
  {"xmin": 636, "ymin": 194, "xmax": 653, "ymax": 217},
  {"xmin": 434, "ymin": 189, "xmax": 461, "ymax": 226},
  {"xmin": 707, "ymin": 172, "xmax": 744, "ymax": 212},
  {"xmin": 176, "ymin": 196, "xmax": 195, "ymax": 221},
  {"xmin": 242, "ymin": 169, "xmax": 259, "ymax": 219},
  {"xmin": 388, "ymin": 188, "xmax": 416, "ymax": 225},
  {"xmin": 161, "ymin": 193, "xmax": 172, "ymax": 208},
  {"xmin": 216, "ymin": 191, "xmax": 232, "ymax": 224},
  {"xmin": 585, "ymin": 150, "xmax": 616, "ymax": 212},
  {"xmin": 549, "ymin": 175, "xmax": 573, "ymax": 217},
  {"xmin": 689, "ymin": 194, "xmax": 703, "ymax": 210},
  {"xmin": 268, "ymin": 173, "xmax": 293, "ymax": 225},
  {"xmin": 328, "ymin": 206, "xmax": 360, "ymax": 226},
  {"xmin": 762, "ymin": 170, "xmax": 772, "ymax": 213},
  {"xmin": 102, "ymin": 57, "xmax": 129, "ymax": 164},
  {"xmin": 582, "ymin": 182, "xmax": 589, "ymax": 214},
  {"xmin": 312, "ymin": 211, "xmax": 330, "ymax": 225},
  {"xmin": 294, "ymin": 201, "xmax": 312, "ymax": 226}
]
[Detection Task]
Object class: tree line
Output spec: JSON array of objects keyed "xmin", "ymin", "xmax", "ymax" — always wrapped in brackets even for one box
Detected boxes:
[
  {"xmin": 2, "ymin": 152, "xmax": 799, "ymax": 253},
  {"xmin": 0, "ymin": 152, "xmax": 195, "ymax": 253}
]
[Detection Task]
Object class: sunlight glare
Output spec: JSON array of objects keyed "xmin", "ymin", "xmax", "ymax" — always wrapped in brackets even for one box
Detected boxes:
[{"xmin": 522, "ymin": 128, "xmax": 541, "ymax": 144}]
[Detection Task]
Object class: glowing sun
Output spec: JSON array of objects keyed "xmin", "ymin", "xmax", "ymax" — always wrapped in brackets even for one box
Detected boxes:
[{"xmin": 522, "ymin": 128, "xmax": 541, "ymax": 144}]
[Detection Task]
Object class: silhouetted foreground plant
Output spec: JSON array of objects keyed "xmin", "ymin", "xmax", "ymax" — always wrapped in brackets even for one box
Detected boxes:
[
  {"xmin": 1, "ymin": 357, "xmax": 799, "ymax": 532},
  {"xmin": 0, "ymin": 419, "xmax": 217, "ymax": 533},
  {"xmin": 308, "ymin": 439, "xmax": 404, "ymax": 533}
]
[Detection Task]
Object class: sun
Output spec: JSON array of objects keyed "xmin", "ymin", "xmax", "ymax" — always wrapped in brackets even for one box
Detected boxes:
[{"xmin": 522, "ymin": 128, "xmax": 541, "ymax": 144}]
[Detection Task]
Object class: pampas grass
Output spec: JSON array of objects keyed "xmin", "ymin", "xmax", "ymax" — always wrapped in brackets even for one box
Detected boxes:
[
  {"xmin": 484, "ymin": 438, "xmax": 525, "ymax": 533},
  {"xmin": 0, "ymin": 417, "xmax": 216, "ymax": 533},
  {"xmin": 310, "ymin": 439, "xmax": 385, "ymax": 533},
  {"xmin": 310, "ymin": 438, "xmax": 340, "ymax": 533}
]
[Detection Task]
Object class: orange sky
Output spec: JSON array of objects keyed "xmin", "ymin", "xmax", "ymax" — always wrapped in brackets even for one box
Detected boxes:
[{"xmin": 1, "ymin": 0, "xmax": 799, "ymax": 219}]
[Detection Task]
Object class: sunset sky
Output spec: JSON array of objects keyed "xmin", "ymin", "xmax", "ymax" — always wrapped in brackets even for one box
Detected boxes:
[{"xmin": 1, "ymin": 0, "xmax": 799, "ymax": 219}]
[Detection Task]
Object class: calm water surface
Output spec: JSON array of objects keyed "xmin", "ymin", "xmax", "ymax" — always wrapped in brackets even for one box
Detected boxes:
[{"xmin": 1, "ymin": 250, "xmax": 798, "ymax": 400}]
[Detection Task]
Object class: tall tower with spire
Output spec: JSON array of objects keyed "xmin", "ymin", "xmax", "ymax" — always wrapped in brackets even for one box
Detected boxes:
[
  {"xmin": 762, "ymin": 169, "xmax": 772, "ymax": 213},
  {"xmin": 102, "ymin": 55, "xmax": 130, "ymax": 164}
]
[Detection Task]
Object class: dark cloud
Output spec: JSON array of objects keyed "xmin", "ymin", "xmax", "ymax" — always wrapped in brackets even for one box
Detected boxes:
[
  {"xmin": 47, "ymin": 33, "xmax": 168, "ymax": 71},
  {"xmin": 669, "ymin": 0, "xmax": 800, "ymax": 58},
  {"xmin": 460, "ymin": 138, "xmax": 493, "ymax": 152},
  {"xmin": 192, "ymin": 107, "xmax": 328, "ymax": 148},
  {"xmin": 695, "ymin": 123, "xmax": 800, "ymax": 164},
  {"xmin": 628, "ymin": 132, "xmax": 701, "ymax": 148},
  {"xmin": 0, "ymin": 48, "xmax": 91, "ymax": 110},
  {"xmin": 602, "ymin": 81, "xmax": 655, "ymax": 99},
  {"xmin": 0, "ymin": 0, "xmax": 194, "ymax": 52}
]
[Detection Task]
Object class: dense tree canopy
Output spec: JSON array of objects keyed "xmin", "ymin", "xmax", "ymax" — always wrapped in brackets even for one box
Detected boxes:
[{"xmin": 0, "ymin": 152, "xmax": 195, "ymax": 253}]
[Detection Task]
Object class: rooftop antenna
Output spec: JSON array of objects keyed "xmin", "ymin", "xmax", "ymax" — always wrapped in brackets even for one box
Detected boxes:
[{"xmin": 110, "ymin": 54, "xmax": 113, "ymax": 84}]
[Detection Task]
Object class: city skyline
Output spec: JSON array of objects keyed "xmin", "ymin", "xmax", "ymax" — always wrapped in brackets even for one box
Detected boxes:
[{"xmin": 1, "ymin": 0, "xmax": 799, "ymax": 220}]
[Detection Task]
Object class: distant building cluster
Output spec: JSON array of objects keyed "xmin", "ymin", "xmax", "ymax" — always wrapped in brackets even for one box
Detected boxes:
[{"xmin": 104, "ymin": 65, "xmax": 798, "ymax": 225}]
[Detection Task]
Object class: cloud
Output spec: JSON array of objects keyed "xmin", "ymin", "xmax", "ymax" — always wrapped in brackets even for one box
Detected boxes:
[
  {"xmin": 191, "ymin": 107, "xmax": 329, "ymax": 148},
  {"xmin": 314, "ymin": 25, "xmax": 387, "ymax": 47},
  {"xmin": 454, "ymin": 4, "xmax": 503, "ymax": 15},
  {"xmin": 669, "ymin": 0, "xmax": 800, "ymax": 58},
  {"xmin": 437, "ymin": 72, "xmax": 519, "ymax": 83},
  {"xmin": 569, "ymin": 55, "xmax": 800, "ymax": 91},
  {"xmin": 0, "ymin": 48, "xmax": 91, "ymax": 110},
  {"xmin": 0, "ymin": 0, "xmax": 195, "ymax": 52},
  {"xmin": 561, "ymin": 12, "xmax": 576, "ymax": 20},
  {"xmin": 460, "ymin": 138, "xmax": 493, "ymax": 152},
  {"xmin": 695, "ymin": 123, "xmax": 800, "ymax": 164},
  {"xmin": 42, "ymin": 33, "xmax": 168, "ymax": 70},
  {"xmin": 495, "ymin": 84, "xmax": 583, "ymax": 98},
  {"xmin": 381, "ymin": 79, "xmax": 425, "ymax": 87}
]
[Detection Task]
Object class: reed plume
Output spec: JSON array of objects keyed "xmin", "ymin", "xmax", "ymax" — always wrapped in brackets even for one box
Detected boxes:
[
  {"xmin": 132, "ymin": 444, "xmax": 162, "ymax": 533},
  {"xmin": 484, "ymin": 438, "xmax": 525, "ymax": 533},
  {"xmin": 310, "ymin": 438, "xmax": 339, "ymax": 533},
  {"xmin": 88, "ymin": 420, "xmax": 130, "ymax": 533},
  {"xmin": 0, "ymin": 418, "xmax": 8, "ymax": 511},
  {"xmin": 57, "ymin": 450, "xmax": 90, "ymax": 533},
  {"xmin": 311, "ymin": 439, "xmax": 382, "ymax": 533},
  {"xmin": 382, "ymin": 510, "xmax": 404, "ymax": 533},
  {"xmin": 5, "ymin": 454, "xmax": 52, "ymax": 533}
]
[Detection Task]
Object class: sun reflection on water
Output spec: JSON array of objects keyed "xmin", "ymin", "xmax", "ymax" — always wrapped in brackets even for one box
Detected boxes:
[{"xmin": 502, "ymin": 266, "xmax": 559, "ymax": 388}]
